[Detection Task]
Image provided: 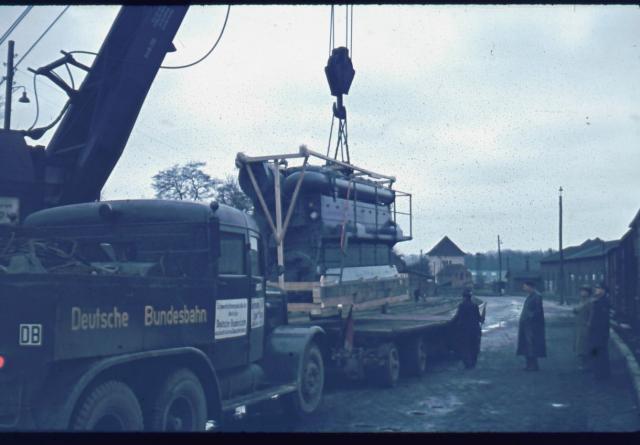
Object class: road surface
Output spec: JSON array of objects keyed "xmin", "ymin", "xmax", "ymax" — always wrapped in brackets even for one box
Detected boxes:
[{"xmin": 227, "ymin": 295, "xmax": 640, "ymax": 432}]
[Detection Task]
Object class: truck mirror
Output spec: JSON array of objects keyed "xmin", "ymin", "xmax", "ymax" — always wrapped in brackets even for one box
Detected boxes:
[{"xmin": 100, "ymin": 243, "xmax": 118, "ymax": 262}]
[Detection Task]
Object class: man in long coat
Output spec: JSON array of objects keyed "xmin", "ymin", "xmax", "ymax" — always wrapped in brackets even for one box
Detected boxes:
[
  {"xmin": 517, "ymin": 280, "xmax": 546, "ymax": 371},
  {"xmin": 588, "ymin": 282, "xmax": 611, "ymax": 380},
  {"xmin": 573, "ymin": 285, "xmax": 594, "ymax": 370},
  {"xmin": 451, "ymin": 288, "xmax": 485, "ymax": 369}
]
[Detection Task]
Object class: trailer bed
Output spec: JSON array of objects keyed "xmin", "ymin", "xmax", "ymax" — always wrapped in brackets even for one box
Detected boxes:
[{"xmin": 288, "ymin": 296, "xmax": 478, "ymax": 340}]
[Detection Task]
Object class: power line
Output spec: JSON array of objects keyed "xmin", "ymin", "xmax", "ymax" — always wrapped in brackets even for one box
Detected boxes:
[
  {"xmin": 0, "ymin": 6, "xmax": 33, "ymax": 48},
  {"xmin": 160, "ymin": 5, "xmax": 231, "ymax": 70},
  {"xmin": 0, "ymin": 6, "xmax": 71, "ymax": 88}
]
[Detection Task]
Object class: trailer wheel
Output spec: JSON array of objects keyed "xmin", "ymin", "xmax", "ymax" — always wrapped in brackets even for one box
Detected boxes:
[
  {"xmin": 283, "ymin": 342, "xmax": 325, "ymax": 419},
  {"xmin": 402, "ymin": 336, "xmax": 428, "ymax": 376},
  {"xmin": 72, "ymin": 380, "xmax": 144, "ymax": 431},
  {"xmin": 149, "ymin": 368, "xmax": 208, "ymax": 431},
  {"xmin": 367, "ymin": 342, "xmax": 400, "ymax": 388}
]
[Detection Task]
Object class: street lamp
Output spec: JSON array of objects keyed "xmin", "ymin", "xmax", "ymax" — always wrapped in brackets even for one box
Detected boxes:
[{"xmin": 13, "ymin": 85, "xmax": 31, "ymax": 103}]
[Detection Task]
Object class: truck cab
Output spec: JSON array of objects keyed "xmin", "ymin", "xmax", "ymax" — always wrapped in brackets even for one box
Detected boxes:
[{"xmin": 0, "ymin": 199, "xmax": 325, "ymax": 431}]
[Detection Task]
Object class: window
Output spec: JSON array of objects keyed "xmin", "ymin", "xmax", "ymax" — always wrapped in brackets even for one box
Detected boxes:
[
  {"xmin": 219, "ymin": 233, "xmax": 245, "ymax": 275},
  {"xmin": 249, "ymin": 235, "xmax": 262, "ymax": 277}
]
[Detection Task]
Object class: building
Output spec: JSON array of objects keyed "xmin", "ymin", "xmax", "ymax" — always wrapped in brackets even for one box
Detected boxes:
[
  {"xmin": 426, "ymin": 236, "xmax": 466, "ymax": 283},
  {"xmin": 469, "ymin": 269, "xmax": 507, "ymax": 287},
  {"xmin": 540, "ymin": 238, "xmax": 619, "ymax": 300},
  {"xmin": 436, "ymin": 263, "xmax": 472, "ymax": 289},
  {"xmin": 506, "ymin": 270, "xmax": 543, "ymax": 294},
  {"xmin": 606, "ymin": 210, "xmax": 640, "ymax": 328}
]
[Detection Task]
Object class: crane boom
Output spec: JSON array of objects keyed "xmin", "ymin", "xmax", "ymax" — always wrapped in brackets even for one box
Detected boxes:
[
  {"xmin": 0, "ymin": 5, "xmax": 188, "ymax": 221},
  {"xmin": 42, "ymin": 5, "xmax": 188, "ymax": 206}
]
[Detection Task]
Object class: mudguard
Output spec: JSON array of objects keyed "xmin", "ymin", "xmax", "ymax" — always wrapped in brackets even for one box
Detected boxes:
[
  {"xmin": 31, "ymin": 347, "xmax": 221, "ymax": 430},
  {"xmin": 263, "ymin": 325, "xmax": 326, "ymax": 384}
]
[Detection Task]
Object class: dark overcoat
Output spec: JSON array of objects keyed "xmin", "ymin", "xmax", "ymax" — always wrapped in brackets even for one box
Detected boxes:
[
  {"xmin": 573, "ymin": 297, "xmax": 594, "ymax": 356},
  {"xmin": 517, "ymin": 291, "xmax": 546, "ymax": 357},
  {"xmin": 452, "ymin": 299, "xmax": 482, "ymax": 357},
  {"xmin": 588, "ymin": 295, "xmax": 610, "ymax": 350}
]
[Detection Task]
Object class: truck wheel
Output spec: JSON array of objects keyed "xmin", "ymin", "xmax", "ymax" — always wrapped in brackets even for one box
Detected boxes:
[
  {"xmin": 283, "ymin": 342, "xmax": 325, "ymax": 419},
  {"xmin": 402, "ymin": 336, "xmax": 427, "ymax": 376},
  {"xmin": 367, "ymin": 342, "xmax": 400, "ymax": 388},
  {"xmin": 72, "ymin": 380, "xmax": 144, "ymax": 431},
  {"xmin": 150, "ymin": 368, "xmax": 207, "ymax": 431}
]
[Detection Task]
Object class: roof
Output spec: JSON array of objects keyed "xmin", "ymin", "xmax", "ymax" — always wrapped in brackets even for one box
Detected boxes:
[
  {"xmin": 426, "ymin": 236, "xmax": 466, "ymax": 257},
  {"xmin": 540, "ymin": 238, "xmax": 619, "ymax": 264},
  {"xmin": 24, "ymin": 199, "xmax": 258, "ymax": 232}
]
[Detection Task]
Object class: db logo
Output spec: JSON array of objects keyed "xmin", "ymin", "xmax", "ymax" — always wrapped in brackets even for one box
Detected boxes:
[{"xmin": 19, "ymin": 324, "xmax": 42, "ymax": 346}]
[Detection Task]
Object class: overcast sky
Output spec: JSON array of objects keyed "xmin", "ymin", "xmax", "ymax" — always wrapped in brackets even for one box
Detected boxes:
[{"xmin": 1, "ymin": 5, "xmax": 639, "ymax": 254}]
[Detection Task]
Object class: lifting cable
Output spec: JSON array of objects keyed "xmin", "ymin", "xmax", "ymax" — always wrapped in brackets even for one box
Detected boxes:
[{"xmin": 325, "ymin": 4, "xmax": 355, "ymax": 164}]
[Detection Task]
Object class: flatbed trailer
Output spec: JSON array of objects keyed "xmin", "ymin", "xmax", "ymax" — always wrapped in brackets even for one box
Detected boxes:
[{"xmin": 288, "ymin": 297, "xmax": 485, "ymax": 387}]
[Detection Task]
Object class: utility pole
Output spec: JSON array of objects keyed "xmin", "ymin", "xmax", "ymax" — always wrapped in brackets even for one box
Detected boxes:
[
  {"xmin": 3, "ymin": 40, "xmax": 15, "ymax": 130},
  {"xmin": 497, "ymin": 235, "xmax": 503, "ymax": 295},
  {"xmin": 558, "ymin": 186, "xmax": 565, "ymax": 305}
]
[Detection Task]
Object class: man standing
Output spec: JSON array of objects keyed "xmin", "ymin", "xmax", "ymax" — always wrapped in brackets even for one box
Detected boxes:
[
  {"xmin": 588, "ymin": 282, "xmax": 611, "ymax": 380},
  {"xmin": 451, "ymin": 288, "xmax": 485, "ymax": 369},
  {"xmin": 573, "ymin": 285, "xmax": 594, "ymax": 370},
  {"xmin": 517, "ymin": 280, "xmax": 546, "ymax": 371}
]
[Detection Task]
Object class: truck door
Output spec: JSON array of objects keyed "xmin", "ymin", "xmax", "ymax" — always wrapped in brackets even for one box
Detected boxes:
[
  {"xmin": 248, "ymin": 233, "xmax": 265, "ymax": 361},
  {"xmin": 213, "ymin": 229, "xmax": 252, "ymax": 370}
]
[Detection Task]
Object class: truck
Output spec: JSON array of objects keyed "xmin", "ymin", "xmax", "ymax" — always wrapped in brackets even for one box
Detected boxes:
[
  {"xmin": 0, "ymin": 200, "xmax": 327, "ymax": 431},
  {"xmin": 0, "ymin": 4, "xmax": 483, "ymax": 431}
]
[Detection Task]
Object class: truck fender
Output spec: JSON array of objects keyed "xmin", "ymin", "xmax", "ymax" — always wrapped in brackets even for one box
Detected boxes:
[
  {"xmin": 262, "ymin": 325, "xmax": 327, "ymax": 384},
  {"xmin": 33, "ymin": 347, "xmax": 222, "ymax": 430}
]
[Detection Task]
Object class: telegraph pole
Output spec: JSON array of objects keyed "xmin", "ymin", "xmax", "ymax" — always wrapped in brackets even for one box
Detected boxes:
[
  {"xmin": 3, "ymin": 40, "xmax": 15, "ymax": 130},
  {"xmin": 558, "ymin": 186, "xmax": 565, "ymax": 305},
  {"xmin": 497, "ymin": 235, "xmax": 503, "ymax": 295}
]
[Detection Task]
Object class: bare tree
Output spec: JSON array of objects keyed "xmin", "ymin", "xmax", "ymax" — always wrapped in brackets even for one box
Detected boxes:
[
  {"xmin": 152, "ymin": 162, "xmax": 219, "ymax": 201},
  {"xmin": 215, "ymin": 175, "xmax": 253, "ymax": 212}
]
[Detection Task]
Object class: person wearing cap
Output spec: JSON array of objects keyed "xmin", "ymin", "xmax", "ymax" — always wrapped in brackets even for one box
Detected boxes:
[
  {"xmin": 517, "ymin": 280, "xmax": 546, "ymax": 371},
  {"xmin": 588, "ymin": 282, "xmax": 611, "ymax": 380},
  {"xmin": 451, "ymin": 288, "xmax": 485, "ymax": 369},
  {"xmin": 573, "ymin": 285, "xmax": 595, "ymax": 370}
]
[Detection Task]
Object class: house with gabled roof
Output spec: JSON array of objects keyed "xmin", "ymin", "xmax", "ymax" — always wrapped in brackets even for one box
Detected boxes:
[{"xmin": 426, "ymin": 236, "xmax": 467, "ymax": 283}]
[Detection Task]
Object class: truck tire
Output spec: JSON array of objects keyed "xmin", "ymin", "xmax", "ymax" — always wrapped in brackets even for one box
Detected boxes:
[
  {"xmin": 366, "ymin": 342, "xmax": 400, "ymax": 388},
  {"xmin": 283, "ymin": 342, "xmax": 324, "ymax": 419},
  {"xmin": 149, "ymin": 368, "xmax": 208, "ymax": 431},
  {"xmin": 402, "ymin": 335, "xmax": 427, "ymax": 377},
  {"xmin": 72, "ymin": 380, "xmax": 144, "ymax": 431}
]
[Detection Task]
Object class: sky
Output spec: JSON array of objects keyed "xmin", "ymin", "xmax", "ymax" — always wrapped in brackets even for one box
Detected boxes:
[{"xmin": 1, "ymin": 5, "xmax": 639, "ymax": 255}]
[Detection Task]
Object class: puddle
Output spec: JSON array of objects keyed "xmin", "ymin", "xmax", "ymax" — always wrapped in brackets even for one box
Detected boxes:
[
  {"xmin": 378, "ymin": 427, "xmax": 402, "ymax": 432},
  {"xmin": 551, "ymin": 403, "xmax": 569, "ymax": 408},
  {"xmin": 416, "ymin": 395, "xmax": 463, "ymax": 416},
  {"xmin": 408, "ymin": 410, "xmax": 428, "ymax": 416}
]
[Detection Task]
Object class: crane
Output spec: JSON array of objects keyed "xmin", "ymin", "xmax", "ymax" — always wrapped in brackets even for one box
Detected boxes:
[{"xmin": 0, "ymin": 6, "xmax": 188, "ymax": 223}]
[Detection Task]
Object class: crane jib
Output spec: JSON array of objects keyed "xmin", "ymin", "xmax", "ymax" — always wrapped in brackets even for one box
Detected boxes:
[{"xmin": 42, "ymin": 6, "xmax": 189, "ymax": 207}]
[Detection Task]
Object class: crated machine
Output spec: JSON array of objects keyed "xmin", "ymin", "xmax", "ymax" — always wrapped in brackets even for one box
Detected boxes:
[
  {"xmin": 237, "ymin": 8, "xmax": 413, "ymax": 314},
  {"xmin": 236, "ymin": 146, "xmax": 412, "ymax": 313}
]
